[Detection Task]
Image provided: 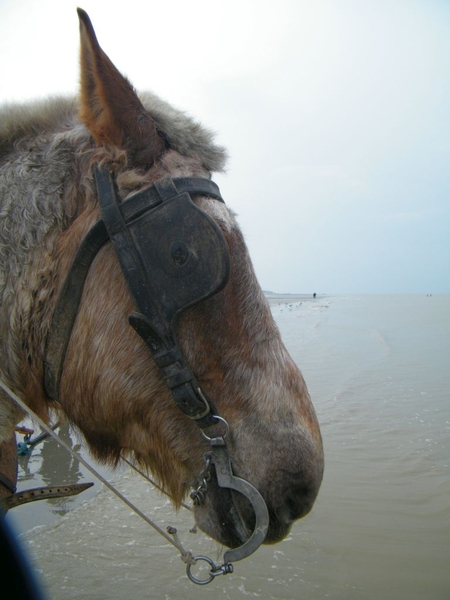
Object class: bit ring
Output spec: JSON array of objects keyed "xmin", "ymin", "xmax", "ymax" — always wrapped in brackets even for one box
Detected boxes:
[{"xmin": 200, "ymin": 416, "xmax": 229, "ymax": 442}]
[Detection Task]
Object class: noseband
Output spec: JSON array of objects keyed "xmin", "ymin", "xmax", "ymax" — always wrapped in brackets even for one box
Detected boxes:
[{"xmin": 44, "ymin": 164, "xmax": 269, "ymax": 582}]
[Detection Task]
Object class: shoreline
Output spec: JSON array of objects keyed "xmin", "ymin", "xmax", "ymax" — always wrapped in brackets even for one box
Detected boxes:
[{"xmin": 264, "ymin": 293, "xmax": 321, "ymax": 305}]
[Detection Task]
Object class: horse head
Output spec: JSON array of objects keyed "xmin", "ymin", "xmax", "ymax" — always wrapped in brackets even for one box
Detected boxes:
[{"xmin": 0, "ymin": 9, "xmax": 323, "ymax": 550}]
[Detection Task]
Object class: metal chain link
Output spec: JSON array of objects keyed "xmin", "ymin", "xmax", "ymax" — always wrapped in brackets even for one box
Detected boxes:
[{"xmin": 190, "ymin": 452, "xmax": 212, "ymax": 506}]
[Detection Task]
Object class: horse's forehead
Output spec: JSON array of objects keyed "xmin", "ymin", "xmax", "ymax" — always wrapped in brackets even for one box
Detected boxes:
[{"xmin": 160, "ymin": 150, "xmax": 210, "ymax": 179}]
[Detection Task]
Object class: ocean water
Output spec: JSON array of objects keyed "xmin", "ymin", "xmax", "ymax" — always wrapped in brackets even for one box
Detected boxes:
[{"xmin": 6, "ymin": 294, "xmax": 450, "ymax": 599}]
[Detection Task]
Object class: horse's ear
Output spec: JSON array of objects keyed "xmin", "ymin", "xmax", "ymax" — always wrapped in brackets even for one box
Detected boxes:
[{"xmin": 77, "ymin": 8, "xmax": 165, "ymax": 167}]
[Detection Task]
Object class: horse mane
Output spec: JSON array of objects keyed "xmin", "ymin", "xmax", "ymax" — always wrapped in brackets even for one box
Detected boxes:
[{"xmin": 0, "ymin": 93, "xmax": 227, "ymax": 172}]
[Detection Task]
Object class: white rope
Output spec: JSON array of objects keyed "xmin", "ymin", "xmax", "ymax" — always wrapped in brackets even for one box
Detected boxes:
[
  {"xmin": 0, "ymin": 378, "xmax": 195, "ymax": 562},
  {"xmin": 120, "ymin": 455, "xmax": 192, "ymax": 512}
]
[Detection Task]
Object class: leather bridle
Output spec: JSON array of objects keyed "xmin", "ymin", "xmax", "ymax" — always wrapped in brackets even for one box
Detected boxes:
[
  {"xmin": 43, "ymin": 164, "xmax": 269, "ymax": 582},
  {"xmin": 45, "ymin": 165, "xmax": 229, "ymax": 427}
]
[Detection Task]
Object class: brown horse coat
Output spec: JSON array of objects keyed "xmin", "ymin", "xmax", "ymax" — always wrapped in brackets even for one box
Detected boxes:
[{"xmin": 0, "ymin": 9, "xmax": 323, "ymax": 548}]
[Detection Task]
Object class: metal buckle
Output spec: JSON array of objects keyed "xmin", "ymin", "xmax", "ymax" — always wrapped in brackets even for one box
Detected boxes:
[{"xmin": 190, "ymin": 387, "xmax": 211, "ymax": 420}]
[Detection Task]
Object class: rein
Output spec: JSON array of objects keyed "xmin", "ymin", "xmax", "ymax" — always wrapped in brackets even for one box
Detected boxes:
[{"xmin": 39, "ymin": 165, "xmax": 270, "ymax": 583}]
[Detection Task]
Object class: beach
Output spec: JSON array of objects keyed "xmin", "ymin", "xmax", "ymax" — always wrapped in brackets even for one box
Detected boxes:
[{"xmin": 6, "ymin": 294, "xmax": 450, "ymax": 600}]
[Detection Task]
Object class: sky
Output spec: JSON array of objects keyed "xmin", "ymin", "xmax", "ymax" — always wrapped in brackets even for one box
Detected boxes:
[{"xmin": 1, "ymin": 0, "xmax": 449, "ymax": 294}]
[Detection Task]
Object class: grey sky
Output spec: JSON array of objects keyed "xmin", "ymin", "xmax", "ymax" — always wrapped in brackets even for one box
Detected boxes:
[{"xmin": 1, "ymin": 0, "xmax": 449, "ymax": 293}]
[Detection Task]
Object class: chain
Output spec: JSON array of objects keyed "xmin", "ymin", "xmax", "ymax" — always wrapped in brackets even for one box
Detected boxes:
[
  {"xmin": 190, "ymin": 452, "xmax": 212, "ymax": 506},
  {"xmin": 121, "ymin": 455, "xmax": 192, "ymax": 512}
]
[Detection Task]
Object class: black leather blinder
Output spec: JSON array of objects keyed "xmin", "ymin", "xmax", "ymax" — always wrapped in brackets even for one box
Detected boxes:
[{"xmin": 94, "ymin": 165, "xmax": 230, "ymax": 425}]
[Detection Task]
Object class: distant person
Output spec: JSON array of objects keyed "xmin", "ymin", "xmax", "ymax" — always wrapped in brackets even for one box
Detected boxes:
[{"xmin": 313, "ymin": 293, "xmax": 316, "ymax": 298}]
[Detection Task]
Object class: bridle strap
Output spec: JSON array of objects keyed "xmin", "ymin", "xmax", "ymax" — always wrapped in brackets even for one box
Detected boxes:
[
  {"xmin": 44, "ymin": 167, "xmax": 229, "ymax": 428},
  {"xmin": 94, "ymin": 166, "xmax": 229, "ymax": 426},
  {"xmin": 119, "ymin": 176, "xmax": 223, "ymax": 224},
  {"xmin": 44, "ymin": 220, "xmax": 109, "ymax": 401}
]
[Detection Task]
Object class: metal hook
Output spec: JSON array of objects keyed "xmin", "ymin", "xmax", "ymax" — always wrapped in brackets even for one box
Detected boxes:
[
  {"xmin": 209, "ymin": 437, "xmax": 270, "ymax": 564},
  {"xmin": 187, "ymin": 418, "xmax": 269, "ymax": 584},
  {"xmin": 186, "ymin": 438, "xmax": 269, "ymax": 584}
]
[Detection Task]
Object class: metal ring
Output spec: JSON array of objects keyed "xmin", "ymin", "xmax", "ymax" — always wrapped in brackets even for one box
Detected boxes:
[
  {"xmin": 201, "ymin": 416, "xmax": 229, "ymax": 442},
  {"xmin": 186, "ymin": 556, "xmax": 216, "ymax": 585}
]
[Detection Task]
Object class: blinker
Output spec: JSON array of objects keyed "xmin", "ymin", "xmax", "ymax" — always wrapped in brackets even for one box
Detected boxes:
[
  {"xmin": 94, "ymin": 165, "xmax": 230, "ymax": 426},
  {"xmin": 95, "ymin": 166, "xmax": 230, "ymax": 329}
]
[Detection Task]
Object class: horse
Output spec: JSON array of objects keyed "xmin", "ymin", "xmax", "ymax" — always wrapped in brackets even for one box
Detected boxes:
[{"xmin": 0, "ymin": 8, "xmax": 323, "ymax": 552}]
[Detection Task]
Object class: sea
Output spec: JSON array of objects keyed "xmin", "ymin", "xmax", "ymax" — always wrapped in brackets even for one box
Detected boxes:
[{"xmin": 5, "ymin": 294, "xmax": 450, "ymax": 600}]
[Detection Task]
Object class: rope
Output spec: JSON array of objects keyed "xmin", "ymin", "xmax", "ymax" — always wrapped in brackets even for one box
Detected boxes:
[
  {"xmin": 0, "ymin": 378, "xmax": 195, "ymax": 562},
  {"xmin": 120, "ymin": 455, "xmax": 192, "ymax": 512}
]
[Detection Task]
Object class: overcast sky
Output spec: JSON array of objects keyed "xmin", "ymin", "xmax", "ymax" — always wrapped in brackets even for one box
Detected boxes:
[{"xmin": 1, "ymin": 0, "xmax": 449, "ymax": 294}]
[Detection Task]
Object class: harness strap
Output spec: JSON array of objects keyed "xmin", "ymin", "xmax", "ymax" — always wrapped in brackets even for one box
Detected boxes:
[
  {"xmin": 94, "ymin": 166, "xmax": 226, "ymax": 426},
  {"xmin": 120, "ymin": 177, "xmax": 223, "ymax": 223},
  {"xmin": 1, "ymin": 483, "xmax": 94, "ymax": 510},
  {"xmin": 44, "ymin": 221, "xmax": 109, "ymax": 401},
  {"xmin": 44, "ymin": 167, "xmax": 229, "ymax": 428}
]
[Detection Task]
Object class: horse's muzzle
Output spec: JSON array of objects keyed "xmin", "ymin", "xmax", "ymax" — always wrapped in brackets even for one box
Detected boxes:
[
  {"xmin": 192, "ymin": 420, "xmax": 323, "ymax": 549},
  {"xmin": 193, "ymin": 466, "xmax": 320, "ymax": 549}
]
